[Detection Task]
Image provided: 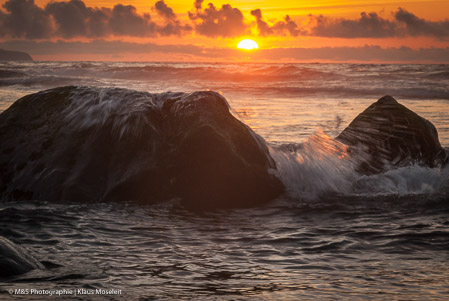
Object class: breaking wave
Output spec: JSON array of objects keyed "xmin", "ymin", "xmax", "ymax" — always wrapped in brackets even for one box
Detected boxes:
[
  {"xmin": 271, "ymin": 131, "xmax": 449, "ymax": 201},
  {"xmin": 1, "ymin": 62, "xmax": 449, "ymax": 99}
]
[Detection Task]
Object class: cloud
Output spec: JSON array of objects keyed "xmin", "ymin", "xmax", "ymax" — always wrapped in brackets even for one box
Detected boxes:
[
  {"xmin": 188, "ymin": 2, "xmax": 248, "ymax": 37},
  {"xmin": 255, "ymin": 45, "xmax": 449, "ymax": 62},
  {"xmin": 0, "ymin": 0, "xmax": 190, "ymax": 38},
  {"xmin": 45, "ymin": 0, "xmax": 110, "ymax": 38},
  {"xmin": 1, "ymin": 1, "xmax": 449, "ymax": 40},
  {"xmin": 272, "ymin": 15, "xmax": 302, "ymax": 37},
  {"xmin": 1, "ymin": 0, "xmax": 53, "ymax": 39},
  {"xmin": 193, "ymin": 0, "xmax": 203, "ymax": 10},
  {"xmin": 250, "ymin": 9, "xmax": 272, "ymax": 36},
  {"xmin": 153, "ymin": 0, "xmax": 192, "ymax": 36},
  {"xmin": 108, "ymin": 4, "xmax": 155, "ymax": 36},
  {"xmin": 307, "ymin": 12, "xmax": 398, "ymax": 38},
  {"xmin": 395, "ymin": 7, "xmax": 449, "ymax": 38},
  {"xmin": 154, "ymin": 0, "xmax": 176, "ymax": 20},
  {"xmin": 0, "ymin": 40, "xmax": 202, "ymax": 55},
  {"xmin": 0, "ymin": 39, "xmax": 238, "ymax": 60},
  {"xmin": 249, "ymin": 6, "xmax": 449, "ymax": 39},
  {"xmin": 306, "ymin": 8, "xmax": 449, "ymax": 39},
  {"xmin": 251, "ymin": 9, "xmax": 301, "ymax": 36}
]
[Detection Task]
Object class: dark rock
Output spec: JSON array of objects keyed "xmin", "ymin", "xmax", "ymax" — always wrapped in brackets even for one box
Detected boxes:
[
  {"xmin": 336, "ymin": 95, "xmax": 448, "ymax": 174},
  {"xmin": 165, "ymin": 91, "xmax": 283, "ymax": 209},
  {"xmin": 0, "ymin": 49, "xmax": 33, "ymax": 61},
  {"xmin": 0, "ymin": 236, "xmax": 43, "ymax": 278},
  {"xmin": 0, "ymin": 86, "xmax": 283, "ymax": 209}
]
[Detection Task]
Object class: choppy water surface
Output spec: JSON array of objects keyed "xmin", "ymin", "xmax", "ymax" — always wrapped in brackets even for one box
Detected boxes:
[
  {"xmin": 1, "ymin": 198, "xmax": 449, "ymax": 300},
  {"xmin": 1, "ymin": 61, "xmax": 449, "ymax": 300}
]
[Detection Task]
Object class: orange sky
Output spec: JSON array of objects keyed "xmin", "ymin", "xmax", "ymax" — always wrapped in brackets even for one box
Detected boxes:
[{"xmin": 1, "ymin": 0, "xmax": 449, "ymax": 62}]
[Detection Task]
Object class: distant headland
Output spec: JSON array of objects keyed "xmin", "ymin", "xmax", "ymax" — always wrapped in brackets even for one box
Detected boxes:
[{"xmin": 0, "ymin": 49, "xmax": 33, "ymax": 61}]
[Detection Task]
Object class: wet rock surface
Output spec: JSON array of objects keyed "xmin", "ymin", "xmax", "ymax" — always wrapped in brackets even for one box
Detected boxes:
[
  {"xmin": 0, "ymin": 86, "xmax": 283, "ymax": 209},
  {"xmin": 337, "ymin": 95, "xmax": 448, "ymax": 174}
]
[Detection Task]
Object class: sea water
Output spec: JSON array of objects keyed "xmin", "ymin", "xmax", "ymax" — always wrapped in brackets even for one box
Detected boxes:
[{"xmin": 0, "ymin": 61, "xmax": 448, "ymax": 300}]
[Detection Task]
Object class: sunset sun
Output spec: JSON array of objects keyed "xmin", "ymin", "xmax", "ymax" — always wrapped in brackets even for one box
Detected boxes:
[{"xmin": 237, "ymin": 39, "xmax": 259, "ymax": 50}]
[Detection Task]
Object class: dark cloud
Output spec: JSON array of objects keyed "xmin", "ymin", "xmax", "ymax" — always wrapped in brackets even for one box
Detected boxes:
[
  {"xmin": 45, "ymin": 0, "xmax": 110, "ymax": 38},
  {"xmin": 1, "ymin": 1, "xmax": 448, "ymax": 40},
  {"xmin": 307, "ymin": 12, "xmax": 398, "ymax": 38},
  {"xmin": 272, "ymin": 15, "xmax": 301, "ymax": 36},
  {"xmin": 108, "ymin": 4, "xmax": 155, "ymax": 36},
  {"xmin": 153, "ymin": 0, "xmax": 192, "ymax": 36},
  {"xmin": 188, "ymin": 3, "xmax": 248, "ymax": 37},
  {"xmin": 251, "ymin": 9, "xmax": 272, "ymax": 36},
  {"xmin": 306, "ymin": 8, "xmax": 449, "ymax": 39},
  {"xmin": 193, "ymin": 0, "xmax": 203, "ymax": 10},
  {"xmin": 154, "ymin": 0, "xmax": 175, "ymax": 19},
  {"xmin": 156, "ymin": 19, "xmax": 192, "ymax": 36},
  {"xmin": 0, "ymin": 0, "xmax": 190, "ymax": 38},
  {"xmin": 251, "ymin": 9, "xmax": 301, "ymax": 36},
  {"xmin": 1, "ymin": 0, "xmax": 52, "ymax": 38},
  {"xmin": 395, "ymin": 7, "xmax": 449, "ymax": 38},
  {"xmin": 86, "ymin": 8, "xmax": 111, "ymax": 37}
]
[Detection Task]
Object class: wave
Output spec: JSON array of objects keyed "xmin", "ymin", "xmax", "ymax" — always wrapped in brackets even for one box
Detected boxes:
[
  {"xmin": 0, "ymin": 75, "xmax": 97, "ymax": 88},
  {"xmin": 48, "ymin": 62, "xmax": 447, "ymax": 83},
  {"xmin": 2, "ymin": 80, "xmax": 448, "ymax": 100},
  {"xmin": 426, "ymin": 70, "xmax": 449, "ymax": 80},
  {"xmin": 1, "ymin": 62, "xmax": 448, "ymax": 100},
  {"xmin": 96, "ymin": 64, "xmax": 338, "ymax": 84},
  {"xmin": 271, "ymin": 131, "xmax": 356, "ymax": 200},
  {"xmin": 271, "ymin": 131, "xmax": 449, "ymax": 201},
  {"xmin": 244, "ymin": 85, "xmax": 449, "ymax": 100},
  {"xmin": 0, "ymin": 69, "xmax": 27, "ymax": 78}
]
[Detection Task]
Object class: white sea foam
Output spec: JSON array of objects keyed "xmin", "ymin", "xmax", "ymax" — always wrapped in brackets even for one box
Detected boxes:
[
  {"xmin": 271, "ymin": 131, "xmax": 449, "ymax": 200},
  {"xmin": 270, "ymin": 130, "xmax": 357, "ymax": 200}
]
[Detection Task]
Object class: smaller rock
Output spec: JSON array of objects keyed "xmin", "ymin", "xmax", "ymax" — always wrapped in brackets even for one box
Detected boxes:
[
  {"xmin": 336, "ymin": 95, "xmax": 448, "ymax": 174},
  {"xmin": 0, "ymin": 236, "xmax": 43, "ymax": 278}
]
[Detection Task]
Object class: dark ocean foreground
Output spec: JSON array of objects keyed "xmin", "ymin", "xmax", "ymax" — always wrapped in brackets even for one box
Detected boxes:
[
  {"xmin": 0, "ymin": 197, "xmax": 449, "ymax": 300},
  {"xmin": 0, "ymin": 84, "xmax": 449, "ymax": 300}
]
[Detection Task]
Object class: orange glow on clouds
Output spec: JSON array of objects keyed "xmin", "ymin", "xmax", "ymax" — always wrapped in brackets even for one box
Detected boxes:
[
  {"xmin": 30, "ymin": 0, "xmax": 449, "ymax": 20},
  {"xmin": 1, "ymin": 0, "xmax": 449, "ymax": 62}
]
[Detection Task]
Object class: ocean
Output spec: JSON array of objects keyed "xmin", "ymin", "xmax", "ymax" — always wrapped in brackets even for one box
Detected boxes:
[{"xmin": 0, "ymin": 61, "xmax": 449, "ymax": 300}]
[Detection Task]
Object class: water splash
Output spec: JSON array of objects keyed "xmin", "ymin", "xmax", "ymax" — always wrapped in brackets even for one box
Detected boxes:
[
  {"xmin": 271, "ymin": 131, "xmax": 449, "ymax": 201},
  {"xmin": 271, "ymin": 130, "xmax": 357, "ymax": 200},
  {"xmin": 352, "ymin": 164, "xmax": 449, "ymax": 196}
]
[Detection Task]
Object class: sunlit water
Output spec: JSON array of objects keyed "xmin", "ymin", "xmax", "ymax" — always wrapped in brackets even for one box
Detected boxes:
[{"xmin": 1, "ymin": 62, "xmax": 449, "ymax": 300}]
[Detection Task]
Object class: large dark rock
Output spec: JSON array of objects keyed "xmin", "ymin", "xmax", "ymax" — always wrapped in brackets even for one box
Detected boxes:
[
  {"xmin": 0, "ymin": 86, "xmax": 283, "ymax": 209},
  {"xmin": 0, "ymin": 49, "xmax": 33, "ymax": 61},
  {"xmin": 336, "ymin": 95, "xmax": 448, "ymax": 174}
]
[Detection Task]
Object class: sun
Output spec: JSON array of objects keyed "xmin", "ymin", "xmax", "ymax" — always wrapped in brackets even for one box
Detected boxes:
[{"xmin": 237, "ymin": 39, "xmax": 259, "ymax": 50}]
